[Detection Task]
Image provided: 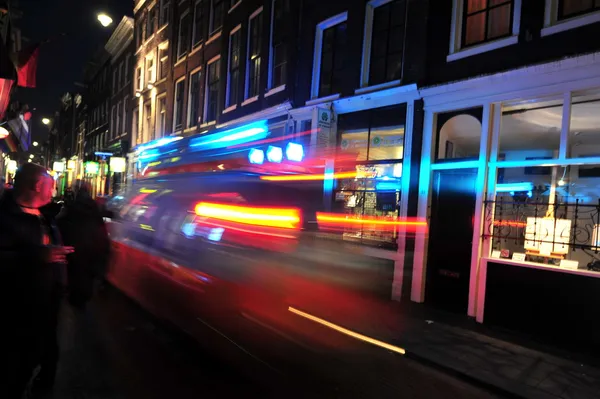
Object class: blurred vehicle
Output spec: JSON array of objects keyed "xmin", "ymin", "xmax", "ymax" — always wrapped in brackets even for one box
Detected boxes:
[{"xmin": 105, "ymin": 169, "xmax": 422, "ymax": 392}]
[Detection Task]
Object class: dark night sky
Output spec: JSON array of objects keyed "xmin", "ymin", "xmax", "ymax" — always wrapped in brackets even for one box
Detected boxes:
[{"xmin": 14, "ymin": 0, "xmax": 133, "ymax": 144}]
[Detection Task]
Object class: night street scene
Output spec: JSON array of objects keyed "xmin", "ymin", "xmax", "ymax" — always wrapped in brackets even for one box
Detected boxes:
[{"xmin": 3, "ymin": 1, "xmax": 600, "ymax": 399}]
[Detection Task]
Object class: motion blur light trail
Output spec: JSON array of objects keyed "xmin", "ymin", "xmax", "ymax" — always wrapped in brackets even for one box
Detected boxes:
[
  {"xmin": 194, "ymin": 202, "xmax": 301, "ymax": 229},
  {"xmin": 317, "ymin": 213, "xmax": 427, "ymax": 230},
  {"xmin": 260, "ymin": 171, "xmax": 358, "ymax": 181},
  {"xmin": 288, "ymin": 307, "xmax": 406, "ymax": 355}
]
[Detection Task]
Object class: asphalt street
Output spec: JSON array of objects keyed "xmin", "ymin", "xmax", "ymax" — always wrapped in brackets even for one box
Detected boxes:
[{"xmin": 46, "ymin": 285, "xmax": 503, "ymax": 398}]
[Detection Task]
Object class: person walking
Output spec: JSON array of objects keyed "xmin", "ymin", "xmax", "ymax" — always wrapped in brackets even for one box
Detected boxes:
[
  {"xmin": 57, "ymin": 180, "xmax": 110, "ymax": 310},
  {"xmin": 0, "ymin": 163, "xmax": 74, "ymax": 398}
]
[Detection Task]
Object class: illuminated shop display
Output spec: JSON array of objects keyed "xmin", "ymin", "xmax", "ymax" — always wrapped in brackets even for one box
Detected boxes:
[
  {"xmin": 85, "ymin": 162, "xmax": 99, "ymax": 175},
  {"xmin": 53, "ymin": 161, "xmax": 65, "ymax": 172}
]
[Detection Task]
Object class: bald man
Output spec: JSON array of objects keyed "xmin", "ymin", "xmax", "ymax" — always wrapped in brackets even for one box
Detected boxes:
[{"xmin": 0, "ymin": 163, "xmax": 74, "ymax": 398}]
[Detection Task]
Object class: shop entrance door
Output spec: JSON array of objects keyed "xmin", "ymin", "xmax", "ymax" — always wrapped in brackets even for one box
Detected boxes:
[{"xmin": 426, "ymin": 168, "xmax": 477, "ymax": 313}]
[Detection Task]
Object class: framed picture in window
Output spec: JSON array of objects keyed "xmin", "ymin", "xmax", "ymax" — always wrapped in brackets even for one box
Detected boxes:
[{"xmin": 445, "ymin": 141, "xmax": 454, "ymax": 158}]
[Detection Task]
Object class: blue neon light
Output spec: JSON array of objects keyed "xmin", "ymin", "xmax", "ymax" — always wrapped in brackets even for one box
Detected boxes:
[
  {"xmin": 496, "ymin": 182, "xmax": 534, "ymax": 193},
  {"xmin": 376, "ymin": 182, "xmax": 401, "ymax": 191},
  {"xmin": 286, "ymin": 143, "xmax": 304, "ymax": 162},
  {"xmin": 189, "ymin": 121, "xmax": 269, "ymax": 150},
  {"xmin": 207, "ymin": 228, "xmax": 224, "ymax": 242},
  {"xmin": 266, "ymin": 146, "xmax": 283, "ymax": 163},
  {"xmin": 136, "ymin": 136, "xmax": 183, "ymax": 154},
  {"xmin": 248, "ymin": 148, "xmax": 265, "ymax": 164}
]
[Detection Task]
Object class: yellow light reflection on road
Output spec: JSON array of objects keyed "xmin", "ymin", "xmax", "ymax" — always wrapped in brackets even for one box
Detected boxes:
[{"xmin": 288, "ymin": 306, "xmax": 406, "ymax": 355}]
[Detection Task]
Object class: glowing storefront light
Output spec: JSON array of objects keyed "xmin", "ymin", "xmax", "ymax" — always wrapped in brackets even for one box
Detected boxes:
[
  {"xmin": 67, "ymin": 160, "xmax": 76, "ymax": 170},
  {"xmin": 248, "ymin": 148, "xmax": 265, "ymax": 164},
  {"xmin": 53, "ymin": 161, "xmax": 65, "ymax": 172},
  {"xmin": 110, "ymin": 157, "xmax": 127, "ymax": 173},
  {"xmin": 85, "ymin": 162, "xmax": 99, "ymax": 175},
  {"xmin": 285, "ymin": 142, "xmax": 304, "ymax": 162},
  {"xmin": 496, "ymin": 182, "xmax": 534, "ymax": 193},
  {"xmin": 266, "ymin": 146, "xmax": 283, "ymax": 163}
]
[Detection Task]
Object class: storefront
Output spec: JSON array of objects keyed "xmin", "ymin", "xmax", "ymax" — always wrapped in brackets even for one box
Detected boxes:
[{"xmin": 414, "ymin": 52, "xmax": 600, "ymax": 351}]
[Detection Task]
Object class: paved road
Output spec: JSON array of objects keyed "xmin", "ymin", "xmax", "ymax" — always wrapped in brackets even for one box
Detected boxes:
[{"xmin": 47, "ymin": 285, "xmax": 503, "ymax": 398}]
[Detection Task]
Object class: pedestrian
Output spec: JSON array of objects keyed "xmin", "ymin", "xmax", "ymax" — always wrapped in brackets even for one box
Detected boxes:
[
  {"xmin": 0, "ymin": 163, "xmax": 74, "ymax": 398},
  {"xmin": 57, "ymin": 179, "xmax": 110, "ymax": 310}
]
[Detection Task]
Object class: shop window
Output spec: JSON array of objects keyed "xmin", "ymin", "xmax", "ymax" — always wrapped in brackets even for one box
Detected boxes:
[
  {"xmin": 485, "ymin": 164, "xmax": 600, "ymax": 272},
  {"xmin": 568, "ymin": 96, "xmax": 600, "ymax": 158},
  {"xmin": 558, "ymin": 0, "xmax": 600, "ymax": 20},
  {"xmin": 436, "ymin": 109, "xmax": 482, "ymax": 161},
  {"xmin": 499, "ymin": 98, "xmax": 562, "ymax": 162}
]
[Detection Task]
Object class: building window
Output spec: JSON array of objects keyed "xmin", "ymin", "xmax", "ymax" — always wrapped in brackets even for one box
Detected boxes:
[
  {"xmin": 119, "ymin": 61, "xmax": 125, "ymax": 88},
  {"xmin": 178, "ymin": 12, "xmax": 191, "ymax": 59},
  {"xmin": 125, "ymin": 54, "xmax": 131, "ymax": 82},
  {"xmin": 205, "ymin": 57, "xmax": 220, "ymax": 122},
  {"xmin": 136, "ymin": 66, "xmax": 143, "ymax": 90},
  {"xmin": 210, "ymin": 0, "xmax": 224, "ymax": 34},
  {"xmin": 229, "ymin": 0, "xmax": 239, "ymax": 8},
  {"xmin": 368, "ymin": 0, "xmax": 405, "ymax": 86},
  {"xmin": 558, "ymin": 0, "xmax": 600, "ymax": 20},
  {"xmin": 146, "ymin": 57, "xmax": 155, "ymax": 85},
  {"xmin": 160, "ymin": 0, "xmax": 170, "ymax": 26},
  {"xmin": 174, "ymin": 78, "xmax": 185, "ymax": 131},
  {"xmin": 193, "ymin": 0, "xmax": 204, "ymax": 47},
  {"xmin": 159, "ymin": 45, "xmax": 169, "ymax": 80},
  {"xmin": 188, "ymin": 69, "xmax": 202, "ymax": 127},
  {"xmin": 112, "ymin": 69, "xmax": 117, "ymax": 92},
  {"xmin": 227, "ymin": 26, "xmax": 241, "ymax": 107},
  {"xmin": 318, "ymin": 21, "xmax": 347, "ymax": 98},
  {"xmin": 122, "ymin": 96, "xmax": 128, "ymax": 135},
  {"xmin": 111, "ymin": 106, "xmax": 116, "ymax": 139},
  {"xmin": 147, "ymin": 6, "xmax": 157, "ymax": 38},
  {"xmin": 462, "ymin": 0, "xmax": 513, "ymax": 47},
  {"xmin": 116, "ymin": 101, "xmax": 122, "ymax": 136},
  {"xmin": 136, "ymin": 21, "xmax": 143, "ymax": 47},
  {"xmin": 133, "ymin": 109, "xmax": 140, "ymax": 145},
  {"xmin": 269, "ymin": 0, "xmax": 289, "ymax": 89},
  {"xmin": 144, "ymin": 102, "xmax": 153, "ymax": 142},
  {"xmin": 246, "ymin": 8, "xmax": 263, "ymax": 99},
  {"xmin": 156, "ymin": 95, "xmax": 167, "ymax": 138}
]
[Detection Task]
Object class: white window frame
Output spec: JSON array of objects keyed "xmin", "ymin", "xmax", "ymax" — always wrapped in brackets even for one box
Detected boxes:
[
  {"xmin": 177, "ymin": 10, "xmax": 190, "ymax": 60},
  {"xmin": 137, "ymin": 66, "xmax": 144, "ymax": 91},
  {"xmin": 143, "ymin": 100, "xmax": 153, "ymax": 143},
  {"xmin": 266, "ymin": 0, "xmax": 286, "ymax": 93},
  {"xmin": 122, "ymin": 96, "xmax": 129, "ymax": 136},
  {"xmin": 229, "ymin": 0, "xmax": 242, "ymax": 13},
  {"xmin": 187, "ymin": 66, "xmax": 203, "ymax": 128},
  {"xmin": 132, "ymin": 108, "xmax": 140, "ymax": 145},
  {"xmin": 160, "ymin": 0, "xmax": 170, "ymax": 27},
  {"xmin": 244, "ymin": 7, "xmax": 264, "ymax": 102},
  {"xmin": 192, "ymin": 0, "xmax": 204, "ymax": 48},
  {"xmin": 156, "ymin": 93, "xmax": 167, "ymax": 138},
  {"xmin": 174, "ymin": 76, "xmax": 186, "ymax": 132},
  {"xmin": 204, "ymin": 55, "xmax": 221, "ymax": 123},
  {"xmin": 310, "ymin": 11, "xmax": 348, "ymax": 100},
  {"xmin": 158, "ymin": 41, "xmax": 169, "ymax": 81},
  {"xmin": 542, "ymin": 0, "xmax": 600, "ymax": 37},
  {"xmin": 359, "ymin": 0, "xmax": 403, "ymax": 89},
  {"xmin": 226, "ymin": 24, "xmax": 242, "ymax": 110},
  {"xmin": 146, "ymin": 54, "xmax": 156, "ymax": 86},
  {"xmin": 447, "ymin": 0, "xmax": 522, "ymax": 62}
]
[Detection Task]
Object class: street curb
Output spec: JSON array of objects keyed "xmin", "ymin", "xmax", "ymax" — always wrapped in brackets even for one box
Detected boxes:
[{"xmin": 404, "ymin": 351, "xmax": 529, "ymax": 399}]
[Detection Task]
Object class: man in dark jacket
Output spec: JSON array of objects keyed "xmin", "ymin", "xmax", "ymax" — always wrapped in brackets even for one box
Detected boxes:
[
  {"xmin": 0, "ymin": 163, "xmax": 74, "ymax": 398},
  {"xmin": 57, "ymin": 180, "xmax": 110, "ymax": 309}
]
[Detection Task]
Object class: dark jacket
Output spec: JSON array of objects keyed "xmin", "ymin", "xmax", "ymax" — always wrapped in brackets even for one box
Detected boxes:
[
  {"xmin": 57, "ymin": 194, "xmax": 110, "ymax": 305},
  {"xmin": 0, "ymin": 190, "xmax": 65, "ymax": 343}
]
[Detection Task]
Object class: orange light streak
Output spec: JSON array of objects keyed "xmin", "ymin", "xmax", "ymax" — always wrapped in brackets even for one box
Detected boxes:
[
  {"xmin": 260, "ymin": 171, "xmax": 358, "ymax": 181},
  {"xmin": 316, "ymin": 213, "xmax": 427, "ymax": 227},
  {"xmin": 493, "ymin": 220, "xmax": 527, "ymax": 228},
  {"xmin": 194, "ymin": 202, "xmax": 301, "ymax": 229},
  {"xmin": 288, "ymin": 307, "xmax": 406, "ymax": 355}
]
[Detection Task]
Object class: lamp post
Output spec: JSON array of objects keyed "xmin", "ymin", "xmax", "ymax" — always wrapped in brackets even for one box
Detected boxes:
[{"xmin": 97, "ymin": 13, "xmax": 113, "ymax": 27}]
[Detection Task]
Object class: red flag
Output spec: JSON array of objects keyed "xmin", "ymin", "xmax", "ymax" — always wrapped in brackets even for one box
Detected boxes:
[
  {"xmin": 16, "ymin": 44, "xmax": 40, "ymax": 88},
  {"xmin": 0, "ymin": 77, "xmax": 13, "ymax": 120}
]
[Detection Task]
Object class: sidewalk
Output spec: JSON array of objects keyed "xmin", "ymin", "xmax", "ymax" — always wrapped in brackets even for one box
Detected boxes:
[{"xmin": 389, "ymin": 304, "xmax": 600, "ymax": 399}]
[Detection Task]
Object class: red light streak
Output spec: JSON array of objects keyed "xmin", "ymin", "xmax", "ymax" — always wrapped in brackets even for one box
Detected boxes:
[
  {"xmin": 194, "ymin": 202, "xmax": 301, "ymax": 229},
  {"xmin": 493, "ymin": 220, "xmax": 527, "ymax": 228},
  {"xmin": 316, "ymin": 213, "xmax": 427, "ymax": 229},
  {"xmin": 260, "ymin": 171, "xmax": 358, "ymax": 181}
]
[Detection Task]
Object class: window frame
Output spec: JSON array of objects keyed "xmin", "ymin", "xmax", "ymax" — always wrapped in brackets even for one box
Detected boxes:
[
  {"xmin": 144, "ymin": 100, "xmax": 153, "ymax": 143},
  {"xmin": 146, "ymin": 55, "xmax": 155, "ymax": 87},
  {"xmin": 209, "ymin": 0, "xmax": 225, "ymax": 35},
  {"xmin": 160, "ymin": 0, "xmax": 171, "ymax": 27},
  {"xmin": 174, "ymin": 76, "xmax": 186, "ymax": 132},
  {"xmin": 226, "ymin": 24, "xmax": 242, "ymax": 109},
  {"xmin": 448, "ymin": 0, "xmax": 522, "ymax": 62},
  {"xmin": 204, "ymin": 55, "xmax": 221, "ymax": 123},
  {"xmin": 192, "ymin": 0, "xmax": 204, "ymax": 48},
  {"xmin": 187, "ymin": 66, "xmax": 203, "ymax": 128},
  {"xmin": 110, "ymin": 105, "xmax": 117, "ymax": 140},
  {"xmin": 310, "ymin": 12, "xmax": 348, "ymax": 100},
  {"xmin": 177, "ymin": 10, "xmax": 191, "ymax": 60},
  {"xmin": 136, "ymin": 66, "xmax": 144, "ymax": 91},
  {"xmin": 244, "ymin": 7, "xmax": 264, "ymax": 102},
  {"xmin": 542, "ymin": 0, "xmax": 600, "ymax": 37},
  {"xmin": 359, "ymin": 0, "xmax": 405, "ymax": 89},
  {"xmin": 158, "ymin": 42, "xmax": 169, "ymax": 81},
  {"xmin": 267, "ymin": 0, "xmax": 288, "ymax": 92},
  {"xmin": 122, "ymin": 96, "xmax": 129, "ymax": 136},
  {"xmin": 156, "ymin": 93, "xmax": 168, "ymax": 138},
  {"xmin": 116, "ymin": 101, "xmax": 122, "ymax": 137}
]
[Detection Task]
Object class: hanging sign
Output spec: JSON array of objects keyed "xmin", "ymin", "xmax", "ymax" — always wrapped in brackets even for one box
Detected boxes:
[
  {"xmin": 110, "ymin": 157, "xmax": 127, "ymax": 173},
  {"xmin": 52, "ymin": 161, "xmax": 65, "ymax": 172}
]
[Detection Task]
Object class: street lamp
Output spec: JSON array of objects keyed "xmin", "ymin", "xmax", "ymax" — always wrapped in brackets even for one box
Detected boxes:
[
  {"xmin": 33, "ymin": 141, "xmax": 39, "ymax": 146},
  {"xmin": 29, "ymin": 154, "xmax": 34, "ymax": 159},
  {"xmin": 42, "ymin": 118, "xmax": 51, "ymax": 125},
  {"xmin": 97, "ymin": 13, "xmax": 113, "ymax": 27}
]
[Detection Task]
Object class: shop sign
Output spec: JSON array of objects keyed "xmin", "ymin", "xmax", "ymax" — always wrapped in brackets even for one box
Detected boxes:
[
  {"xmin": 340, "ymin": 137, "xmax": 368, "ymax": 150},
  {"xmin": 85, "ymin": 162, "xmax": 99, "ymax": 175},
  {"xmin": 53, "ymin": 161, "xmax": 65, "ymax": 172},
  {"xmin": 7, "ymin": 159, "xmax": 17, "ymax": 173},
  {"xmin": 316, "ymin": 107, "xmax": 333, "ymax": 150},
  {"xmin": 370, "ymin": 135, "xmax": 403, "ymax": 147},
  {"xmin": 110, "ymin": 157, "xmax": 127, "ymax": 173}
]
